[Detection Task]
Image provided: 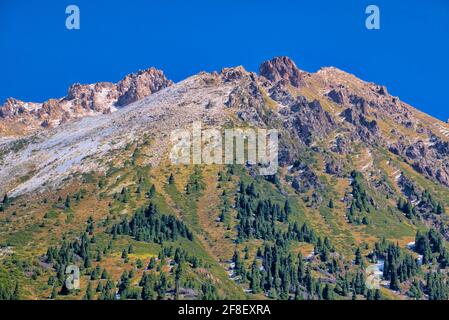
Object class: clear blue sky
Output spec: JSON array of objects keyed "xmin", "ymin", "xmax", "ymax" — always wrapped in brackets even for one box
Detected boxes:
[{"xmin": 1, "ymin": 0, "xmax": 449, "ymax": 120}]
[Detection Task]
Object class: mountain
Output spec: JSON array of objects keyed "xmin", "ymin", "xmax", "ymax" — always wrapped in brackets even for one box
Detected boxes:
[{"xmin": 1, "ymin": 57, "xmax": 449, "ymax": 300}]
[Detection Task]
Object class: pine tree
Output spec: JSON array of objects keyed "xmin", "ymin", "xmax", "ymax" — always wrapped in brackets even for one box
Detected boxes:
[
  {"xmin": 374, "ymin": 289, "xmax": 381, "ymax": 300},
  {"xmin": 249, "ymin": 259, "xmax": 261, "ymax": 294},
  {"xmin": 304, "ymin": 268, "xmax": 313, "ymax": 294},
  {"xmin": 436, "ymin": 202, "xmax": 445, "ymax": 214},
  {"xmin": 148, "ymin": 257, "xmax": 156, "ymax": 270},
  {"xmin": 408, "ymin": 279, "xmax": 422, "ymax": 299},
  {"xmin": 244, "ymin": 246, "xmax": 249, "ymax": 260},
  {"xmin": 390, "ymin": 271, "xmax": 400, "ymax": 291},
  {"xmin": 50, "ymin": 285, "xmax": 58, "ymax": 299},
  {"xmin": 12, "ymin": 281, "xmax": 20, "ymax": 300},
  {"xmin": 174, "ymin": 263, "xmax": 183, "ymax": 299},
  {"xmin": 65, "ymin": 194, "xmax": 71, "ymax": 209},
  {"xmin": 118, "ymin": 271, "xmax": 131, "ymax": 299},
  {"xmin": 284, "ymin": 199, "xmax": 292, "ymax": 216},
  {"xmin": 96, "ymin": 281, "xmax": 104, "ymax": 293},
  {"xmin": 83, "ymin": 282, "xmax": 94, "ymax": 300},
  {"xmin": 294, "ymin": 285, "xmax": 304, "ymax": 300},
  {"xmin": 355, "ymin": 247, "xmax": 363, "ymax": 266},
  {"xmin": 60, "ymin": 281, "xmax": 71, "ymax": 296},
  {"xmin": 148, "ymin": 184, "xmax": 156, "ymax": 197},
  {"xmin": 233, "ymin": 250, "xmax": 244, "ymax": 278},
  {"xmin": 322, "ymin": 284, "xmax": 334, "ymax": 300},
  {"xmin": 157, "ymin": 273, "xmax": 168, "ymax": 299},
  {"xmin": 141, "ymin": 277, "xmax": 154, "ymax": 300}
]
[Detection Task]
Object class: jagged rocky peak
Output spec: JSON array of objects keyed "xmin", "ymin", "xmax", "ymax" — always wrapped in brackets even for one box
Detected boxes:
[
  {"xmin": 0, "ymin": 98, "xmax": 36, "ymax": 118},
  {"xmin": 259, "ymin": 56, "xmax": 306, "ymax": 87},
  {"xmin": 220, "ymin": 66, "xmax": 256, "ymax": 83},
  {"xmin": 116, "ymin": 67, "xmax": 173, "ymax": 106},
  {"xmin": 67, "ymin": 81, "xmax": 116, "ymax": 101},
  {"xmin": 65, "ymin": 67, "xmax": 173, "ymax": 109},
  {"xmin": 65, "ymin": 82, "xmax": 118, "ymax": 113},
  {"xmin": 0, "ymin": 66, "xmax": 173, "ymax": 133}
]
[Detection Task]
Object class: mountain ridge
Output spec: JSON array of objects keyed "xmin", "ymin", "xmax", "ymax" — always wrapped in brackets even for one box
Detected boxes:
[
  {"xmin": 3, "ymin": 56, "xmax": 449, "ymax": 196},
  {"xmin": 0, "ymin": 67, "xmax": 173, "ymax": 136}
]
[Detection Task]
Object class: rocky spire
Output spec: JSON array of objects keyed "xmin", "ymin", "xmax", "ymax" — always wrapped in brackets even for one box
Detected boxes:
[
  {"xmin": 259, "ymin": 56, "xmax": 305, "ymax": 87},
  {"xmin": 116, "ymin": 67, "xmax": 173, "ymax": 106}
]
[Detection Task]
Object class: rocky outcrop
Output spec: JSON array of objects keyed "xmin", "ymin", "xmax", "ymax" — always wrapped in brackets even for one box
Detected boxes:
[
  {"xmin": 0, "ymin": 98, "xmax": 41, "ymax": 119},
  {"xmin": 326, "ymin": 88, "xmax": 346, "ymax": 105},
  {"xmin": 66, "ymin": 82, "xmax": 118, "ymax": 112},
  {"xmin": 341, "ymin": 105, "xmax": 380, "ymax": 144},
  {"xmin": 389, "ymin": 136, "xmax": 449, "ymax": 188},
  {"xmin": 268, "ymin": 82, "xmax": 296, "ymax": 106},
  {"xmin": 325, "ymin": 158, "xmax": 344, "ymax": 177},
  {"xmin": 116, "ymin": 67, "xmax": 173, "ymax": 106},
  {"xmin": 290, "ymin": 99, "xmax": 336, "ymax": 146},
  {"xmin": 259, "ymin": 56, "xmax": 305, "ymax": 87},
  {"xmin": 0, "ymin": 67, "xmax": 172, "ymax": 134},
  {"xmin": 225, "ymin": 77, "xmax": 266, "ymax": 126},
  {"xmin": 220, "ymin": 66, "xmax": 255, "ymax": 83},
  {"xmin": 331, "ymin": 135, "xmax": 352, "ymax": 154},
  {"xmin": 291, "ymin": 163, "xmax": 322, "ymax": 193}
]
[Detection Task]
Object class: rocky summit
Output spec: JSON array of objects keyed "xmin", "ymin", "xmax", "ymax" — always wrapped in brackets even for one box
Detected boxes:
[
  {"xmin": 1, "ymin": 56, "xmax": 449, "ymax": 300},
  {"xmin": 0, "ymin": 67, "xmax": 172, "ymax": 136}
]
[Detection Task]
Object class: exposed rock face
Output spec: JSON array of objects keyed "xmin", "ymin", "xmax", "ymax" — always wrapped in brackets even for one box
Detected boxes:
[
  {"xmin": 259, "ymin": 56, "xmax": 305, "ymax": 87},
  {"xmin": 290, "ymin": 99, "xmax": 336, "ymax": 146},
  {"xmin": 405, "ymin": 141, "xmax": 427, "ymax": 159},
  {"xmin": 0, "ymin": 67, "xmax": 172, "ymax": 134},
  {"xmin": 331, "ymin": 135, "xmax": 352, "ymax": 154},
  {"xmin": 116, "ymin": 67, "xmax": 173, "ymax": 106},
  {"xmin": 390, "ymin": 136, "xmax": 449, "ymax": 188},
  {"xmin": 0, "ymin": 98, "xmax": 42, "ymax": 119},
  {"xmin": 398, "ymin": 174, "xmax": 419, "ymax": 200},
  {"xmin": 269, "ymin": 82, "xmax": 296, "ymax": 106},
  {"xmin": 341, "ymin": 104, "xmax": 380, "ymax": 144},
  {"xmin": 325, "ymin": 158, "xmax": 344, "ymax": 177},
  {"xmin": 434, "ymin": 140, "xmax": 449, "ymax": 157},
  {"xmin": 66, "ymin": 82, "xmax": 118, "ymax": 112},
  {"xmin": 220, "ymin": 66, "xmax": 254, "ymax": 83},
  {"xmin": 225, "ymin": 76, "xmax": 266, "ymax": 125},
  {"xmin": 291, "ymin": 163, "xmax": 321, "ymax": 193},
  {"xmin": 326, "ymin": 89, "xmax": 346, "ymax": 105}
]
